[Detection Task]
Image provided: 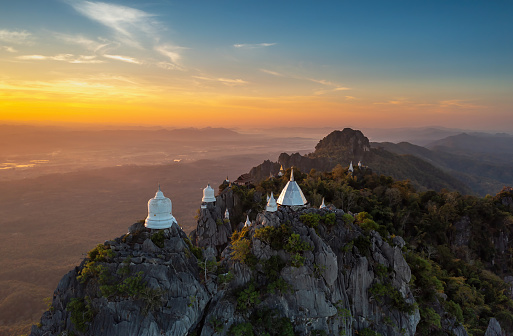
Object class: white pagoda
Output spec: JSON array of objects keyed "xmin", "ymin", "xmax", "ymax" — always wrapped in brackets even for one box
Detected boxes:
[
  {"xmin": 348, "ymin": 161, "xmax": 354, "ymax": 173},
  {"xmin": 277, "ymin": 168, "xmax": 307, "ymax": 206},
  {"xmin": 320, "ymin": 198, "xmax": 327, "ymax": 209},
  {"xmin": 202, "ymin": 184, "xmax": 216, "ymax": 203},
  {"xmin": 244, "ymin": 215, "xmax": 251, "ymax": 227},
  {"xmin": 266, "ymin": 192, "xmax": 278, "ymax": 212},
  {"xmin": 145, "ymin": 185, "xmax": 177, "ymax": 229},
  {"xmin": 225, "ymin": 208, "xmax": 230, "ymax": 219}
]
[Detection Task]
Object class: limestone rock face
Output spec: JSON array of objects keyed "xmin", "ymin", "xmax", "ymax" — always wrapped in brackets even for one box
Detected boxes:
[
  {"xmin": 484, "ymin": 318, "xmax": 504, "ymax": 336},
  {"xmin": 314, "ymin": 128, "xmax": 371, "ymax": 158},
  {"xmin": 249, "ymin": 129, "xmax": 373, "ymax": 182},
  {"xmin": 31, "ymin": 223, "xmax": 209, "ymax": 336},
  {"xmin": 200, "ymin": 207, "xmax": 420, "ymax": 336},
  {"xmin": 191, "ymin": 202, "xmax": 232, "ymax": 255},
  {"xmin": 36, "ymin": 205, "xmax": 496, "ymax": 336},
  {"xmin": 453, "ymin": 216, "xmax": 471, "ymax": 247}
]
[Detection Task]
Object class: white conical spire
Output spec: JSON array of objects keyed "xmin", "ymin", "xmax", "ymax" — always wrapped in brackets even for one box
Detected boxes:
[
  {"xmin": 358, "ymin": 161, "xmax": 362, "ymax": 168},
  {"xmin": 202, "ymin": 183, "xmax": 216, "ymax": 203},
  {"xmin": 266, "ymin": 191, "xmax": 278, "ymax": 212},
  {"xmin": 225, "ymin": 208, "xmax": 230, "ymax": 219},
  {"xmin": 244, "ymin": 215, "xmax": 251, "ymax": 227},
  {"xmin": 320, "ymin": 198, "xmax": 326, "ymax": 209},
  {"xmin": 145, "ymin": 185, "xmax": 177, "ymax": 229},
  {"xmin": 349, "ymin": 161, "xmax": 354, "ymax": 173},
  {"xmin": 277, "ymin": 167, "xmax": 307, "ymax": 206}
]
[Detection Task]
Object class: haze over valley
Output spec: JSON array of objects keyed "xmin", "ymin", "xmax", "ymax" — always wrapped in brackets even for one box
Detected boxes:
[{"xmin": 1, "ymin": 124, "xmax": 513, "ymax": 335}]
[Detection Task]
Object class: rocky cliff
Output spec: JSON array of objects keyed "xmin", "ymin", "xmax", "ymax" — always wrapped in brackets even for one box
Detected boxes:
[
  {"xmin": 30, "ymin": 179, "xmax": 513, "ymax": 335},
  {"xmin": 31, "ymin": 195, "xmax": 424, "ymax": 335}
]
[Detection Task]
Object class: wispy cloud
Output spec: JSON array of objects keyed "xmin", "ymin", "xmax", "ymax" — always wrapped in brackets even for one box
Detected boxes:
[
  {"xmin": 373, "ymin": 100, "xmax": 405, "ymax": 105},
  {"xmin": 345, "ymin": 96, "xmax": 357, "ymax": 100},
  {"xmin": 69, "ymin": 1, "xmax": 161, "ymax": 48},
  {"xmin": 314, "ymin": 87, "xmax": 351, "ymax": 95},
  {"xmin": 0, "ymin": 29, "xmax": 33, "ymax": 45},
  {"xmin": 0, "ymin": 76, "xmax": 159, "ymax": 101},
  {"xmin": 260, "ymin": 69, "xmax": 284, "ymax": 77},
  {"xmin": 193, "ymin": 76, "xmax": 248, "ymax": 86},
  {"xmin": 234, "ymin": 43, "xmax": 277, "ymax": 49},
  {"xmin": 154, "ymin": 44, "xmax": 187, "ymax": 69},
  {"xmin": 261, "ymin": 69, "xmax": 351, "ymax": 95},
  {"xmin": 17, "ymin": 54, "xmax": 103, "ymax": 64},
  {"xmin": 54, "ymin": 33, "xmax": 113, "ymax": 53},
  {"xmin": 312, "ymin": 78, "xmax": 351, "ymax": 95},
  {"xmin": 67, "ymin": 1, "xmax": 186, "ymax": 70},
  {"xmin": 103, "ymin": 54, "xmax": 141, "ymax": 64},
  {"xmin": 439, "ymin": 99, "xmax": 483, "ymax": 109},
  {"xmin": 1, "ymin": 46, "xmax": 18, "ymax": 53},
  {"xmin": 310, "ymin": 79, "xmax": 337, "ymax": 86}
]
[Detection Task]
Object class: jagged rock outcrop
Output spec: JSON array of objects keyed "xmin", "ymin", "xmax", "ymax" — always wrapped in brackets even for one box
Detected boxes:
[
  {"xmin": 32, "ymin": 203, "xmax": 422, "ymax": 336},
  {"xmin": 190, "ymin": 202, "xmax": 232, "ymax": 255},
  {"xmin": 200, "ymin": 207, "xmax": 420, "ymax": 336},
  {"xmin": 249, "ymin": 129, "xmax": 372, "ymax": 181},
  {"xmin": 484, "ymin": 318, "xmax": 504, "ymax": 336},
  {"xmin": 313, "ymin": 128, "xmax": 371, "ymax": 158},
  {"xmin": 39, "ymin": 201, "xmax": 510, "ymax": 335},
  {"xmin": 31, "ymin": 222, "xmax": 209, "ymax": 336}
]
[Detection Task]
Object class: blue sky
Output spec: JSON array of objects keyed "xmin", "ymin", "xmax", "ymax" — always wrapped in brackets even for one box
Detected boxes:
[{"xmin": 1, "ymin": 0, "xmax": 512, "ymax": 130}]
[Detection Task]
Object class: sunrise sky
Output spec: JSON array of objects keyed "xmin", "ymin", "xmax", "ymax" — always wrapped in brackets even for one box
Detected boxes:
[{"xmin": 1, "ymin": 1, "xmax": 512, "ymax": 130}]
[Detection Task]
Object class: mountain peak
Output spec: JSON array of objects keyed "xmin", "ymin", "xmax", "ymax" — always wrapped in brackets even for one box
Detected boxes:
[{"xmin": 313, "ymin": 128, "xmax": 371, "ymax": 158}]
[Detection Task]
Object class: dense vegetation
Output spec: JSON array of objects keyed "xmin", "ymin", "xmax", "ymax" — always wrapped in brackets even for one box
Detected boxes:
[{"xmin": 241, "ymin": 165, "xmax": 513, "ymax": 335}]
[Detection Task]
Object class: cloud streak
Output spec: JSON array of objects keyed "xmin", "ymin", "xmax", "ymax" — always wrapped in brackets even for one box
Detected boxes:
[
  {"xmin": 439, "ymin": 99, "xmax": 483, "ymax": 109},
  {"xmin": 193, "ymin": 76, "xmax": 248, "ymax": 86},
  {"xmin": 54, "ymin": 33, "xmax": 113, "ymax": 53},
  {"xmin": 69, "ymin": 1, "xmax": 161, "ymax": 48},
  {"xmin": 0, "ymin": 29, "xmax": 33, "ymax": 45},
  {"xmin": 103, "ymin": 54, "xmax": 141, "ymax": 64},
  {"xmin": 234, "ymin": 43, "xmax": 276, "ymax": 49},
  {"xmin": 2, "ymin": 46, "xmax": 18, "ymax": 53},
  {"xmin": 260, "ymin": 69, "xmax": 284, "ymax": 77},
  {"xmin": 17, "ymin": 54, "xmax": 103, "ymax": 63},
  {"xmin": 67, "ymin": 1, "xmax": 185, "ymax": 70}
]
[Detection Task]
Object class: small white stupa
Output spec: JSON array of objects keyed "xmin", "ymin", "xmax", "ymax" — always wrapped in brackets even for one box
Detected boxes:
[
  {"xmin": 348, "ymin": 161, "xmax": 354, "ymax": 173},
  {"xmin": 202, "ymin": 184, "xmax": 216, "ymax": 203},
  {"xmin": 145, "ymin": 185, "xmax": 177, "ymax": 229},
  {"xmin": 277, "ymin": 168, "xmax": 307, "ymax": 206},
  {"xmin": 266, "ymin": 192, "xmax": 278, "ymax": 212},
  {"xmin": 244, "ymin": 215, "xmax": 251, "ymax": 227},
  {"xmin": 358, "ymin": 161, "xmax": 362, "ymax": 168},
  {"xmin": 320, "ymin": 198, "xmax": 327, "ymax": 209},
  {"xmin": 278, "ymin": 164, "xmax": 285, "ymax": 177},
  {"xmin": 225, "ymin": 208, "xmax": 230, "ymax": 219}
]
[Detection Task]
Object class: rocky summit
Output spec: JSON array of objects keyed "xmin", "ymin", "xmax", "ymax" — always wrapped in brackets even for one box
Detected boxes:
[{"xmin": 31, "ymin": 188, "xmax": 431, "ymax": 336}]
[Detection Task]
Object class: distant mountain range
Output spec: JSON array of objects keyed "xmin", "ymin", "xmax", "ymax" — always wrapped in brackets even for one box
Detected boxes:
[{"xmin": 376, "ymin": 133, "xmax": 513, "ymax": 196}]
